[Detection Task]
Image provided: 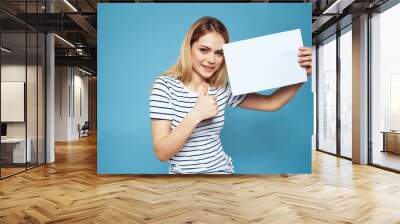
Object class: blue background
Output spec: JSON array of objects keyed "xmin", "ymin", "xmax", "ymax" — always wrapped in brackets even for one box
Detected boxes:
[{"xmin": 98, "ymin": 3, "xmax": 313, "ymax": 174}]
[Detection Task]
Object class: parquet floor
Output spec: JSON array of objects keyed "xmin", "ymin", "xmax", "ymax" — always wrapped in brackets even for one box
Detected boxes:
[
  {"xmin": 1, "ymin": 134, "xmax": 400, "ymax": 223},
  {"xmin": 1, "ymin": 167, "xmax": 26, "ymax": 178}
]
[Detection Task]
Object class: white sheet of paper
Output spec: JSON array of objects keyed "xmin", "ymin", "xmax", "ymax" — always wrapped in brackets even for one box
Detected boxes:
[{"xmin": 223, "ymin": 29, "xmax": 307, "ymax": 96}]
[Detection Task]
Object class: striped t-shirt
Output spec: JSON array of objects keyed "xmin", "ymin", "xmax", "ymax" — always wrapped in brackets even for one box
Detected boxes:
[{"xmin": 149, "ymin": 75, "xmax": 247, "ymax": 174}]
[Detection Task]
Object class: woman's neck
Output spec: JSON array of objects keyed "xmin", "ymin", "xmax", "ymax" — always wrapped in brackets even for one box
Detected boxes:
[{"xmin": 185, "ymin": 71, "xmax": 207, "ymax": 93}]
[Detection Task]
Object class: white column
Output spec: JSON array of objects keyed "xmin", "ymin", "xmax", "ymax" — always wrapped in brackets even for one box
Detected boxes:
[
  {"xmin": 46, "ymin": 1, "xmax": 55, "ymax": 163},
  {"xmin": 46, "ymin": 33, "xmax": 55, "ymax": 163}
]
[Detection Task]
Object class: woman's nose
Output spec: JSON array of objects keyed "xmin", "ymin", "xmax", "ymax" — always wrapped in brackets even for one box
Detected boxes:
[{"xmin": 207, "ymin": 54, "xmax": 216, "ymax": 64}]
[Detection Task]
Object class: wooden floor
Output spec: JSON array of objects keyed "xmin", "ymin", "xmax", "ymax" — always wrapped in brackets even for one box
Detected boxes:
[
  {"xmin": 373, "ymin": 150, "xmax": 400, "ymax": 171},
  {"xmin": 1, "ymin": 134, "xmax": 400, "ymax": 224},
  {"xmin": 0, "ymin": 167, "xmax": 26, "ymax": 178}
]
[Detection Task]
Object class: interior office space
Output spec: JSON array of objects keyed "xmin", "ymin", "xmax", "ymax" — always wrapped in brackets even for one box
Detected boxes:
[{"xmin": 0, "ymin": 0, "xmax": 399, "ymax": 223}]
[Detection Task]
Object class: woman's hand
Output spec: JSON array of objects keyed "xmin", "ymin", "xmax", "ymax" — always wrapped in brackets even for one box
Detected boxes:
[
  {"xmin": 297, "ymin": 47, "xmax": 312, "ymax": 75},
  {"xmin": 190, "ymin": 83, "xmax": 218, "ymax": 122}
]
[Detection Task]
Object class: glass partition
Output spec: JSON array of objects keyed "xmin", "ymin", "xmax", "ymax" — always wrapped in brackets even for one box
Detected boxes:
[
  {"xmin": 38, "ymin": 32, "xmax": 45, "ymax": 165},
  {"xmin": 317, "ymin": 35, "xmax": 337, "ymax": 155},
  {"xmin": 1, "ymin": 30, "xmax": 28, "ymax": 177},
  {"xmin": 27, "ymin": 31, "xmax": 38, "ymax": 169},
  {"xmin": 339, "ymin": 27, "xmax": 352, "ymax": 158},
  {"xmin": 371, "ymin": 3, "xmax": 400, "ymax": 171},
  {"xmin": 0, "ymin": 1, "xmax": 46, "ymax": 179}
]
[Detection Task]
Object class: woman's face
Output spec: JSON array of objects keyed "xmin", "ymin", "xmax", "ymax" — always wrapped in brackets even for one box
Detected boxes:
[{"xmin": 191, "ymin": 32, "xmax": 225, "ymax": 80}]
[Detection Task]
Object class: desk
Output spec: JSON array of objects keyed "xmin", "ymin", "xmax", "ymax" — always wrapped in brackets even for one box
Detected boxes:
[
  {"xmin": 1, "ymin": 138, "xmax": 31, "ymax": 163},
  {"xmin": 381, "ymin": 131, "xmax": 400, "ymax": 154}
]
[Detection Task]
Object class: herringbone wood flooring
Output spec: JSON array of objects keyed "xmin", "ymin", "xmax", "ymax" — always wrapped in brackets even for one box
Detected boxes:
[{"xmin": 1, "ymin": 134, "xmax": 400, "ymax": 224}]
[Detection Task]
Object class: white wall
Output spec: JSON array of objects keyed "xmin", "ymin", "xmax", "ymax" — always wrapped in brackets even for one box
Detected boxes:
[
  {"xmin": 1, "ymin": 65, "xmax": 41, "ymax": 137},
  {"xmin": 55, "ymin": 66, "xmax": 70, "ymax": 141},
  {"xmin": 1, "ymin": 65, "xmax": 26, "ymax": 133},
  {"xmin": 55, "ymin": 67, "xmax": 89, "ymax": 141},
  {"xmin": 70, "ymin": 72, "xmax": 89, "ymax": 138},
  {"xmin": 1, "ymin": 63, "xmax": 46, "ymax": 164}
]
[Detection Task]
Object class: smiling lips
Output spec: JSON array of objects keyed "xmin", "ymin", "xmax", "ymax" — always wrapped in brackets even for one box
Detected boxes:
[{"xmin": 201, "ymin": 64, "xmax": 215, "ymax": 71}]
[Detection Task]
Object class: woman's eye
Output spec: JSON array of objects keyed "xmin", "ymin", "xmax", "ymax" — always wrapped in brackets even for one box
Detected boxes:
[
  {"xmin": 216, "ymin": 52, "xmax": 223, "ymax": 57},
  {"xmin": 199, "ymin": 48, "xmax": 208, "ymax": 53}
]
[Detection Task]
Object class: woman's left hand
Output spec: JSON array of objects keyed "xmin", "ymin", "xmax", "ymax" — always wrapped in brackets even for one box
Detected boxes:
[{"xmin": 297, "ymin": 47, "xmax": 312, "ymax": 75}]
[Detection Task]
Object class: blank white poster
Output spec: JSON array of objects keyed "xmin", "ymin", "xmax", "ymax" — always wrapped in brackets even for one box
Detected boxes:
[{"xmin": 223, "ymin": 29, "xmax": 307, "ymax": 96}]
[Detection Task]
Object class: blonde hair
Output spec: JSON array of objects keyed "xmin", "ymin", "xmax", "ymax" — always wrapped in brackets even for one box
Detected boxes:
[{"xmin": 161, "ymin": 16, "xmax": 229, "ymax": 88}]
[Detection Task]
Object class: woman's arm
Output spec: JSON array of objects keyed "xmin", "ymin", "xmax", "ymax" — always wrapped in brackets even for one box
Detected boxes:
[
  {"xmin": 151, "ymin": 113, "xmax": 201, "ymax": 161},
  {"xmin": 239, "ymin": 83, "xmax": 304, "ymax": 111},
  {"xmin": 151, "ymin": 83, "xmax": 218, "ymax": 161},
  {"xmin": 239, "ymin": 47, "xmax": 312, "ymax": 112}
]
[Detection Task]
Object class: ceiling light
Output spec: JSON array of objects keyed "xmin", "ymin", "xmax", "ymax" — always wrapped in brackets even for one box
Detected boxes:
[
  {"xmin": 63, "ymin": 0, "xmax": 78, "ymax": 12},
  {"xmin": 1, "ymin": 47, "xmax": 11, "ymax": 53},
  {"xmin": 54, "ymin": 34, "xmax": 75, "ymax": 48},
  {"xmin": 76, "ymin": 48, "xmax": 85, "ymax": 55},
  {"xmin": 78, "ymin": 67, "xmax": 93, "ymax": 76},
  {"xmin": 322, "ymin": 0, "xmax": 354, "ymax": 15}
]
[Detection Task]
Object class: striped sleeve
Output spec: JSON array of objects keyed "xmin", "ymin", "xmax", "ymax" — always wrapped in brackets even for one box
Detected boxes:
[
  {"xmin": 226, "ymin": 82, "xmax": 248, "ymax": 108},
  {"xmin": 149, "ymin": 77, "xmax": 173, "ymax": 120}
]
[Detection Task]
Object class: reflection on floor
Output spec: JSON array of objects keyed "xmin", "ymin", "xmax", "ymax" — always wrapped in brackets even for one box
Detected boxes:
[
  {"xmin": 0, "ymin": 163, "xmax": 38, "ymax": 178},
  {"xmin": 373, "ymin": 150, "xmax": 400, "ymax": 171},
  {"xmin": 0, "ymin": 167, "xmax": 25, "ymax": 178}
]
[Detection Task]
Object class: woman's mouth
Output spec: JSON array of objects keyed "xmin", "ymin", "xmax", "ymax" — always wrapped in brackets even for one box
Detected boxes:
[{"xmin": 201, "ymin": 65, "xmax": 215, "ymax": 72}]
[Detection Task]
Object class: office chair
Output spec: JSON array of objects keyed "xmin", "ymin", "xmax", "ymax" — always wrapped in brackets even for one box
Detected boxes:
[{"xmin": 79, "ymin": 121, "xmax": 90, "ymax": 138}]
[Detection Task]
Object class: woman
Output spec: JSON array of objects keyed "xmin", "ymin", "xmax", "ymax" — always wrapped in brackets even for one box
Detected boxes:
[{"xmin": 149, "ymin": 16, "xmax": 312, "ymax": 174}]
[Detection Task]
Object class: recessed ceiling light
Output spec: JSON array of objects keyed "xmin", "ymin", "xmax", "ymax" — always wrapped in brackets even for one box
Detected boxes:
[
  {"xmin": 54, "ymin": 34, "xmax": 75, "ymax": 48},
  {"xmin": 1, "ymin": 47, "xmax": 11, "ymax": 53},
  {"xmin": 63, "ymin": 0, "xmax": 78, "ymax": 12},
  {"xmin": 323, "ymin": 0, "xmax": 354, "ymax": 15},
  {"xmin": 78, "ymin": 67, "xmax": 93, "ymax": 76}
]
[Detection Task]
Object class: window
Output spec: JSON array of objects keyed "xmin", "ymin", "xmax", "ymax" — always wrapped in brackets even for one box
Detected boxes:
[
  {"xmin": 339, "ymin": 27, "xmax": 352, "ymax": 158},
  {"xmin": 371, "ymin": 2, "xmax": 400, "ymax": 171},
  {"xmin": 318, "ymin": 36, "xmax": 337, "ymax": 154}
]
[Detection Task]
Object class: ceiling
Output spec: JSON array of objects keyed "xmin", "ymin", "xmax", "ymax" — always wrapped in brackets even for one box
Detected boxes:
[{"xmin": 0, "ymin": 0, "xmax": 391, "ymax": 75}]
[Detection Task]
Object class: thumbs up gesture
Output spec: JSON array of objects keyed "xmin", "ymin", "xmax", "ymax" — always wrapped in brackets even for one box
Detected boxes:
[{"xmin": 191, "ymin": 83, "xmax": 218, "ymax": 122}]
